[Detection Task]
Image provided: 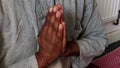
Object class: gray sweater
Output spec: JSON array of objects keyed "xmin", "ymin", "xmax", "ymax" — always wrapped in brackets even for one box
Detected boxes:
[{"xmin": 0, "ymin": 0, "xmax": 107, "ymax": 68}]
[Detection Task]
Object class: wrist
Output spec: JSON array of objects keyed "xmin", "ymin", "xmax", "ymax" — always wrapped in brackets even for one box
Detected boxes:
[
  {"xmin": 61, "ymin": 42, "xmax": 80, "ymax": 57},
  {"xmin": 35, "ymin": 52, "xmax": 49, "ymax": 68},
  {"xmin": 35, "ymin": 50, "xmax": 59, "ymax": 68}
]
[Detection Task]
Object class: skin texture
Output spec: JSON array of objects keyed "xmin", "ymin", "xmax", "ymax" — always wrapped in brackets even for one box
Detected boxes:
[
  {"xmin": 36, "ymin": 4, "xmax": 65, "ymax": 68},
  {"xmin": 61, "ymin": 42, "xmax": 80, "ymax": 57},
  {"xmin": 36, "ymin": 4, "xmax": 80, "ymax": 68}
]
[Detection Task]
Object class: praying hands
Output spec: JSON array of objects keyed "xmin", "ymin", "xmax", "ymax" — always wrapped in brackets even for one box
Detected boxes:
[
  {"xmin": 36, "ymin": 4, "xmax": 66, "ymax": 68},
  {"xmin": 36, "ymin": 4, "xmax": 80, "ymax": 68}
]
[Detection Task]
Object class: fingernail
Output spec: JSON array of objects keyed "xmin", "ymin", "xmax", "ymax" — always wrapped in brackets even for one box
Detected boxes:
[
  {"xmin": 59, "ymin": 24, "xmax": 63, "ymax": 29},
  {"xmin": 49, "ymin": 7, "xmax": 53, "ymax": 12},
  {"xmin": 56, "ymin": 11, "xmax": 61, "ymax": 18}
]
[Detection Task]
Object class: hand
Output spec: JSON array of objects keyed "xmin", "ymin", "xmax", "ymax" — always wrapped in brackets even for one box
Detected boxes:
[
  {"xmin": 36, "ymin": 4, "xmax": 65, "ymax": 68},
  {"xmin": 61, "ymin": 42, "xmax": 80, "ymax": 57}
]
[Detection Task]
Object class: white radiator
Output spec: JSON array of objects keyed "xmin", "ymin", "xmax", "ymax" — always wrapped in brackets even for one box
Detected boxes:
[{"xmin": 97, "ymin": 0, "xmax": 120, "ymax": 23}]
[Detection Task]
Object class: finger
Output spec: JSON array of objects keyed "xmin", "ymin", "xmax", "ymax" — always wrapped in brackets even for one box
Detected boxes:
[
  {"xmin": 62, "ymin": 22, "xmax": 67, "ymax": 41},
  {"xmin": 51, "ymin": 4, "xmax": 62, "ymax": 24},
  {"xmin": 50, "ymin": 11, "xmax": 56, "ymax": 25},
  {"xmin": 62, "ymin": 22, "xmax": 67, "ymax": 53},
  {"xmin": 56, "ymin": 4, "xmax": 62, "ymax": 10},
  {"xmin": 50, "ymin": 5, "xmax": 61, "ymax": 25},
  {"xmin": 50, "ymin": 11, "xmax": 60, "ymax": 39},
  {"xmin": 52, "ymin": 28, "xmax": 57, "ymax": 43},
  {"xmin": 47, "ymin": 7, "xmax": 55, "ymax": 25},
  {"xmin": 53, "ymin": 11, "xmax": 61, "ymax": 30},
  {"xmin": 57, "ymin": 24, "xmax": 63, "ymax": 41},
  {"xmin": 60, "ymin": 9, "xmax": 64, "ymax": 22},
  {"xmin": 47, "ymin": 7, "xmax": 53, "ymax": 19},
  {"xmin": 47, "ymin": 6, "xmax": 56, "ymax": 25},
  {"xmin": 47, "ymin": 4, "xmax": 62, "ymax": 24},
  {"xmin": 41, "ymin": 22, "xmax": 48, "ymax": 35},
  {"xmin": 38, "ymin": 22, "xmax": 48, "ymax": 45},
  {"xmin": 49, "ymin": 7, "xmax": 53, "ymax": 12},
  {"xmin": 47, "ymin": 8, "xmax": 53, "ymax": 35},
  {"xmin": 45, "ymin": 7, "xmax": 53, "ymax": 28},
  {"xmin": 52, "ymin": 11, "xmax": 61, "ymax": 38},
  {"xmin": 47, "ymin": 5, "xmax": 62, "ymax": 39},
  {"xmin": 53, "ymin": 4, "xmax": 62, "ymax": 12}
]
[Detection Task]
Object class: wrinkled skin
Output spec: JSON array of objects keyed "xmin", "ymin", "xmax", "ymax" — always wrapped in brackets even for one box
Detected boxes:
[{"xmin": 36, "ymin": 4, "xmax": 66, "ymax": 68}]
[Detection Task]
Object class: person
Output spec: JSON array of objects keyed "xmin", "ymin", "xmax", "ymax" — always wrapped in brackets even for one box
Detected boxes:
[{"xmin": 0, "ymin": 0, "xmax": 107, "ymax": 68}]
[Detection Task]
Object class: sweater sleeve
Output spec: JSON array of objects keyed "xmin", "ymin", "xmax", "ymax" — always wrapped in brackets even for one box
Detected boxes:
[
  {"xmin": 72, "ymin": 0, "xmax": 107, "ymax": 68},
  {"xmin": 0, "ymin": 0, "xmax": 39, "ymax": 68},
  {"xmin": 9, "ymin": 55, "xmax": 38, "ymax": 68}
]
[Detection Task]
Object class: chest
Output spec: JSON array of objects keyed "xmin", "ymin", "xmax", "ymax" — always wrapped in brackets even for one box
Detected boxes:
[{"xmin": 35, "ymin": 0, "xmax": 84, "ymax": 41}]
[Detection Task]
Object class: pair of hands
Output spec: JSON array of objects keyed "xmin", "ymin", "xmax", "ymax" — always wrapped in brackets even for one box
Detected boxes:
[{"xmin": 36, "ymin": 4, "xmax": 67, "ymax": 68}]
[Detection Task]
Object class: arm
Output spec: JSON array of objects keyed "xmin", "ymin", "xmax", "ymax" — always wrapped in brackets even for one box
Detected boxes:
[{"xmin": 62, "ymin": 0, "xmax": 107, "ymax": 68}]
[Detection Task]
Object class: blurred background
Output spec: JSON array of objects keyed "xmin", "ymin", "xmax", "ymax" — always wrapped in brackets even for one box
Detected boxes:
[{"xmin": 97, "ymin": 0, "xmax": 120, "ymax": 44}]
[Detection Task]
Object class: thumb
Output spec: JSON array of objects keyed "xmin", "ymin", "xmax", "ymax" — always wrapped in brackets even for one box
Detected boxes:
[
  {"xmin": 62, "ymin": 21, "xmax": 67, "ymax": 54},
  {"xmin": 57, "ymin": 24, "xmax": 63, "ymax": 41}
]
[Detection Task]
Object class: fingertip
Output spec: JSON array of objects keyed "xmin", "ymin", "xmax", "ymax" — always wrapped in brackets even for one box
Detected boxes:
[
  {"xmin": 49, "ymin": 7, "xmax": 53, "ymax": 12},
  {"xmin": 53, "ymin": 6, "xmax": 58, "ymax": 12},
  {"xmin": 57, "ymin": 4, "xmax": 62, "ymax": 9},
  {"xmin": 54, "ymin": 4, "xmax": 62, "ymax": 12},
  {"xmin": 62, "ymin": 21, "xmax": 65, "ymax": 26},
  {"xmin": 59, "ymin": 24, "xmax": 63, "ymax": 30}
]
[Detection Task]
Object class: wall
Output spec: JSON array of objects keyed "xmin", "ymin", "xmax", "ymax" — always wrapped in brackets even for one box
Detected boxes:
[
  {"xmin": 97, "ymin": 0, "xmax": 120, "ymax": 44},
  {"xmin": 97, "ymin": 0, "xmax": 120, "ymax": 23}
]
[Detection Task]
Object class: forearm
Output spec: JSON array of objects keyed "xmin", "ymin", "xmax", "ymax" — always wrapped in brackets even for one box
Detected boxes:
[{"xmin": 62, "ymin": 42, "xmax": 80, "ymax": 57}]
